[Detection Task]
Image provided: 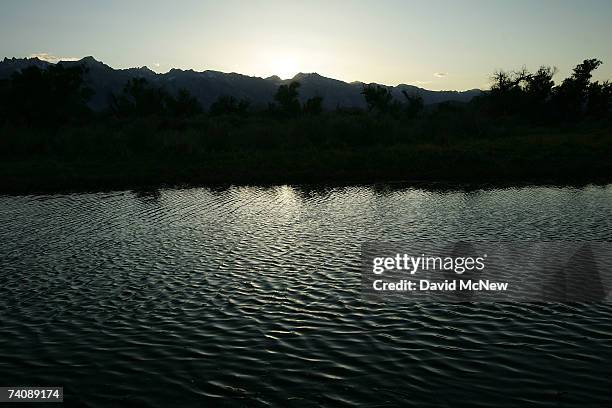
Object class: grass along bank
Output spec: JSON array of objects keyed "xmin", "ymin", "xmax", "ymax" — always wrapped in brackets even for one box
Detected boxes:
[{"xmin": 2, "ymin": 123, "xmax": 611, "ymax": 193}]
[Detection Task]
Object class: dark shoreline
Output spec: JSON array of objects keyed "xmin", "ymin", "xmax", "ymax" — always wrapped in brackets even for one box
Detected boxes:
[
  {"xmin": 3, "ymin": 119, "xmax": 611, "ymax": 195},
  {"xmin": 2, "ymin": 152, "xmax": 611, "ymax": 195}
]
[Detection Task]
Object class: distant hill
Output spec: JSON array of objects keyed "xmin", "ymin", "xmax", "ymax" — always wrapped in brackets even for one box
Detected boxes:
[{"xmin": 0, "ymin": 56, "xmax": 482, "ymax": 111}]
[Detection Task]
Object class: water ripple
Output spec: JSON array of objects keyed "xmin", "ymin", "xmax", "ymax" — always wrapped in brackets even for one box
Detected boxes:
[{"xmin": 1, "ymin": 184, "xmax": 611, "ymax": 406}]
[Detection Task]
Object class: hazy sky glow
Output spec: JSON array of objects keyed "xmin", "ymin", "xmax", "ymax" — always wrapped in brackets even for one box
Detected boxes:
[{"xmin": 1, "ymin": 0, "xmax": 611, "ymax": 90}]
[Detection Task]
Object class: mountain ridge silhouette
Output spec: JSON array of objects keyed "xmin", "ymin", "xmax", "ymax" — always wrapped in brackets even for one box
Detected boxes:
[{"xmin": 0, "ymin": 56, "xmax": 482, "ymax": 111}]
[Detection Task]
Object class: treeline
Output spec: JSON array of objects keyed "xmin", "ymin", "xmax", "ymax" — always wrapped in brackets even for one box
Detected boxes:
[
  {"xmin": 0, "ymin": 66, "xmax": 203, "ymax": 127},
  {"xmin": 481, "ymin": 58, "xmax": 612, "ymax": 121},
  {"xmin": 0, "ymin": 58, "xmax": 610, "ymax": 130},
  {"xmin": 0, "ymin": 65, "xmax": 92, "ymax": 127}
]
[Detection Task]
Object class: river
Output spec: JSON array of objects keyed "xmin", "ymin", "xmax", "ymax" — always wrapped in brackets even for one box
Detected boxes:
[{"xmin": 1, "ymin": 184, "xmax": 611, "ymax": 406}]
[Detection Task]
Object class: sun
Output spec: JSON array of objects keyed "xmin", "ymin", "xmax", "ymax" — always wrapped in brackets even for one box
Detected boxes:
[{"xmin": 271, "ymin": 55, "xmax": 299, "ymax": 80}]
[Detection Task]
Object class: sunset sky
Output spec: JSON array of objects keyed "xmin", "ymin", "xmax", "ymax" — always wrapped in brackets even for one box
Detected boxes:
[{"xmin": 1, "ymin": 0, "xmax": 611, "ymax": 90}]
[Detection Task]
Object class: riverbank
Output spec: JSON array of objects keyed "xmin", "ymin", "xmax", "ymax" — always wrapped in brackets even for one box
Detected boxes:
[{"xmin": 2, "ymin": 128, "xmax": 611, "ymax": 193}]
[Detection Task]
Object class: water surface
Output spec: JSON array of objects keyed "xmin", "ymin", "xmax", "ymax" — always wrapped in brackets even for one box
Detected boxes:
[{"xmin": 1, "ymin": 184, "xmax": 611, "ymax": 406}]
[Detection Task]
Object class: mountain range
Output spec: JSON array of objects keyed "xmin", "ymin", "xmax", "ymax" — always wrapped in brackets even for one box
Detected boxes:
[{"xmin": 0, "ymin": 56, "xmax": 482, "ymax": 111}]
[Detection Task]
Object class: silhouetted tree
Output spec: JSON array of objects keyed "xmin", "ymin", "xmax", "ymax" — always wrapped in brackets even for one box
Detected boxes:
[
  {"xmin": 2, "ymin": 65, "xmax": 92, "ymax": 127},
  {"xmin": 490, "ymin": 70, "xmax": 516, "ymax": 94},
  {"xmin": 402, "ymin": 90, "xmax": 424, "ymax": 118},
  {"xmin": 273, "ymin": 81, "xmax": 301, "ymax": 115},
  {"xmin": 361, "ymin": 84, "xmax": 393, "ymax": 114},
  {"xmin": 524, "ymin": 66, "xmax": 556, "ymax": 105},
  {"xmin": 111, "ymin": 78, "xmax": 169, "ymax": 117},
  {"xmin": 303, "ymin": 96, "xmax": 323, "ymax": 115},
  {"xmin": 488, "ymin": 67, "xmax": 530, "ymax": 116},
  {"xmin": 168, "ymin": 88, "xmax": 202, "ymax": 118},
  {"xmin": 553, "ymin": 58, "xmax": 603, "ymax": 119},
  {"xmin": 209, "ymin": 95, "xmax": 250, "ymax": 116},
  {"xmin": 111, "ymin": 78, "xmax": 201, "ymax": 118},
  {"xmin": 586, "ymin": 80, "xmax": 612, "ymax": 117}
]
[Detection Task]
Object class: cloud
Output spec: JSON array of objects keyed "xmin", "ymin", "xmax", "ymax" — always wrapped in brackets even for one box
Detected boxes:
[
  {"xmin": 434, "ymin": 72, "xmax": 448, "ymax": 78},
  {"xmin": 29, "ymin": 53, "xmax": 80, "ymax": 63},
  {"xmin": 413, "ymin": 80, "xmax": 432, "ymax": 85}
]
